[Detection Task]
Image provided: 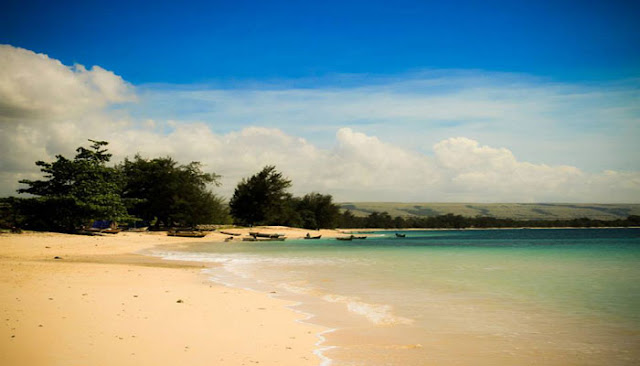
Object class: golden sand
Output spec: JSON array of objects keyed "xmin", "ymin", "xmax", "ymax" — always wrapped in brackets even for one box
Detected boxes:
[{"xmin": 0, "ymin": 230, "xmax": 333, "ymax": 366}]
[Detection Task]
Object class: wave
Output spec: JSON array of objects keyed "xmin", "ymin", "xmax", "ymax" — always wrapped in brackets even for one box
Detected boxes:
[
  {"xmin": 154, "ymin": 250, "xmax": 412, "ymax": 326},
  {"xmin": 322, "ymin": 294, "xmax": 414, "ymax": 326},
  {"xmin": 152, "ymin": 250, "xmax": 369, "ymax": 266}
]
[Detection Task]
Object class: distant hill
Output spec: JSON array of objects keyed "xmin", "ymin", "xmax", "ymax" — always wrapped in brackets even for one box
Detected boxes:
[{"xmin": 338, "ymin": 203, "xmax": 640, "ymax": 221}]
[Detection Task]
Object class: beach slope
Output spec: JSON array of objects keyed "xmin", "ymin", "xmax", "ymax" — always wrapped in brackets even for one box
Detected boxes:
[{"xmin": 0, "ymin": 232, "xmax": 324, "ymax": 366}]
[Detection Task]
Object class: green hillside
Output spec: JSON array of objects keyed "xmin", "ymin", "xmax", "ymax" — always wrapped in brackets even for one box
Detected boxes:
[{"xmin": 339, "ymin": 203, "xmax": 640, "ymax": 221}]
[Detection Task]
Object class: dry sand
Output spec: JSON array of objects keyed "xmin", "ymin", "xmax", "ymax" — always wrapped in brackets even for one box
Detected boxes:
[{"xmin": 0, "ymin": 230, "xmax": 337, "ymax": 366}]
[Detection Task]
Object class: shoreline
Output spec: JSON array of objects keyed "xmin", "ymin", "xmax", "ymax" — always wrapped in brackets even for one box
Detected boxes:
[
  {"xmin": 345, "ymin": 225, "xmax": 640, "ymax": 232},
  {"xmin": 4, "ymin": 227, "xmax": 638, "ymax": 365},
  {"xmin": 0, "ymin": 231, "xmax": 330, "ymax": 365}
]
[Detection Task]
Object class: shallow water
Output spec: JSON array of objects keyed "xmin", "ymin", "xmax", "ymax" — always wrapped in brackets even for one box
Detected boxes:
[{"xmin": 154, "ymin": 228, "xmax": 640, "ymax": 365}]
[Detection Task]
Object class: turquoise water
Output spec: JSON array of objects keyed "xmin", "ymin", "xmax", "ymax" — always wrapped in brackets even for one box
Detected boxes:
[{"xmin": 156, "ymin": 228, "xmax": 640, "ymax": 365}]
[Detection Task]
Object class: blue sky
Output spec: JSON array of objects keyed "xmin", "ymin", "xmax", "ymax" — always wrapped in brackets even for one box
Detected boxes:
[
  {"xmin": 1, "ymin": 1, "xmax": 639, "ymax": 202},
  {"xmin": 3, "ymin": 0, "xmax": 639, "ymax": 83}
]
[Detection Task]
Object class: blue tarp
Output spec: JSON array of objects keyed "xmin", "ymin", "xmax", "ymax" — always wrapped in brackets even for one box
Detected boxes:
[{"xmin": 91, "ymin": 220, "xmax": 113, "ymax": 229}]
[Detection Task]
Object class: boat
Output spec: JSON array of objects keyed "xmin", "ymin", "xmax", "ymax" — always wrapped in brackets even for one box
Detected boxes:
[
  {"xmin": 249, "ymin": 232, "xmax": 286, "ymax": 239},
  {"xmin": 243, "ymin": 237, "xmax": 286, "ymax": 242},
  {"xmin": 395, "ymin": 233, "xmax": 406, "ymax": 238},
  {"xmin": 336, "ymin": 236, "xmax": 353, "ymax": 241},
  {"xmin": 304, "ymin": 234, "xmax": 322, "ymax": 240},
  {"xmin": 337, "ymin": 234, "xmax": 366, "ymax": 241},
  {"xmin": 127, "ymin": 227, "xmax": 148, "ymax": 232},
  {"xmin": 220, "ymin": 231, "xmax": 241, "ymax": 236},
  {"xmin": 167, "ymin": 230, "xmax": 207, "ymax": 238},
  {"xmin": 87, "ymin": 220, "xmax": 121, "ymax": 234}
]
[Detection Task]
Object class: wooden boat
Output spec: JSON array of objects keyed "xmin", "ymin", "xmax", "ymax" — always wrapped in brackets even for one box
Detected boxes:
[
  {"xmin": 243, "ymin": 237, "xmax": 286, "ymax": 242},
  {"xmin": 395, "ymin": 233, "xmax": 406, "ymax": 238},
  {"xmin": 167, "ymin": 230, "xmax": 207, "ymax": 238},
  {"xmin": 87, "ymin": 220, "xmax": 120, "ymax": 234},
  {"xmin": 249, "ymin": 232, "xmax": 286, "ymax": 239},
  {"xmin": 337, "ymin": 234, "xmax": 366, "ymax": 241},
  {"xmin": 220, "ymin": 231, "xmax": 241, "ymax": 236},
  {"xmin": 127, "ymin": 227, "xmax": 148, "ymax": 232},
  {"xmin": 304, "ymin": 234, "xmax": 322, "ymax": 240}
]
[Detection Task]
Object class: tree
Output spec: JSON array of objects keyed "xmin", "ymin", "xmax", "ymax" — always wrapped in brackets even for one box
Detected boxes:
[
  {"xmin": 120, "ymin": 156, "xmax": 229, "ymax": 227},
  {"xmin": 17, "ymin": 140, "xmax": 129, "ymax": 232},
  {"xmin": 296, "ymin": 193, "xmax": 340, "ymax": 229},
  {"xmin": 229, "ymin": 166, "xmax": 292, "ymax": 226}
]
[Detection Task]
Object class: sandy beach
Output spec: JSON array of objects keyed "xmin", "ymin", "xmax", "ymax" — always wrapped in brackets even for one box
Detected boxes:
[{"xmin": 0, "ymin": 229, "xmax": 336, "ymax": 366}]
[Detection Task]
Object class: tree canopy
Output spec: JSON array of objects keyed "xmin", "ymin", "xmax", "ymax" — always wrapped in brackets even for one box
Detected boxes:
[
  {"xmin": 229, "ymin": 165, "xmax": 292, "ymax": 226},
  {"xmin": 296, "ymin": 193, "xmax": 340, "ymax": 229},
  {"xmin": 228, "ymin": 166, "xmax": 340, "ymax": 228},
  {"xmin": 17, "ymin": 140, "xmax": 130, "ymax": 232},
  {"xmin": 119, "ymin": 155, "xmax": 230, "ymax": 227}
]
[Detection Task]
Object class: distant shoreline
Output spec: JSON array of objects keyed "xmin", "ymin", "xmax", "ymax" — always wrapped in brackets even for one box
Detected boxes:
[{"xmin": 345, "ymin": 226, "xmax": 640, "ymax": 232}]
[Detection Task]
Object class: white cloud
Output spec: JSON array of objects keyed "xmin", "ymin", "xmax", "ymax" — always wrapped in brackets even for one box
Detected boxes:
[
  {"xmin": 1, "ymin": 45, "xmax": 639, "ymax": 203},
  {"xmin": 0, "ymin": 45, "xmax": 135, "ymax": 120}
]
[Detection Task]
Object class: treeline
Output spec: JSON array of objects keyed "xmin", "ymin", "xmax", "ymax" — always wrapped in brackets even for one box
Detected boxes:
[
  {"xmin": 337, "ymin": 211, "xmax": 640, "ymax": 229},
  {"xmin": 1, "ymin": 140, "xmax": 638, "ymax": 233},
  {"xmin": 0, "ymin": 140, "xmax": 340, "ymax": 232}
]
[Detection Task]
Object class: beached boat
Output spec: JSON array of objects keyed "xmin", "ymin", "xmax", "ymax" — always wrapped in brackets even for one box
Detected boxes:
[
  {"xmin": 243, "ymin": 237, "xmax": 286, "ymax": 242},
  {"xmin": 167, "ymin": 230, "xmax": 207, "ymax": 238},
  {"xmin": 304, "ymin": 234, "xmax": 322, "ymax": 239},
  {"xmin": 127, "ymin": 227, "xmax": 148, "ymax": 232},
  {"xmin": 249, "ymin": 232, "xmax": 286, "ymax": 238},
  {"xmin": 87, "ymin": 220, "xmax": 121, "ymax": 234},
  {"xmin": 220, "ymin": 231, "xmax": 241, "ymax": 236}
]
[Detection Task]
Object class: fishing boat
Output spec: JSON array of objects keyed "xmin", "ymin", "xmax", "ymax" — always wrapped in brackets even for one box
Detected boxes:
[
  {"xmin": 395, "ymin": 233, "xmax": 406, "ymax": 238},
  {"xmin": 336, "ymin": 236, "xmax": 353, "ymax": 241},
  {"xmin": 88, "ymin": 220, "xmax": 121, "ymax": 234},
  {"xmin": 243, "ymin": 236, "xmax": 286, "ymax": 241},
  {"xmin": 304, "ymin": 234, "xmax": 322, "ymax": 240},
  {"xmin": 249, "ymin": 232, "xmax": 286, "ymax": 239},
  {"xmin": 127, "ymin": 227, "xmax": 148, "ymax": 232},
  {"xmin": 220, "ymin": 231, "xmax": 241, "ymax": 236},
  {"xmin": 167, "ymin": 230, "xmax": 207, "ymax": 238},
  {"xmin": 337, "ymin": 234, "xmax": 366, "ymax": 241}
]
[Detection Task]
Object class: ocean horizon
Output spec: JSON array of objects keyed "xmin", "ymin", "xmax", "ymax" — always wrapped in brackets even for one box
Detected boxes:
[{"xmin": 153, "ymin": 228, "xmax": 640, "ymax": 365}]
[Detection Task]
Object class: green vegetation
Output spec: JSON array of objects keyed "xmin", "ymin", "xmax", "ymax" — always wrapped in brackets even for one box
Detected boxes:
[
  {"xmin": 120, "ymin": 155, "xmax": 230, "ymax": 228},
  {"xmin": 229, "ymin": 166, "xmax": 340, "ymax": 228},
  {"xmin": 337, "ymin": 211, "xmax": 640, "ymax": 229},
  {"xmin": 1, "ymin": 140, "xmax": 230, "ymax": 232},
  {"xmin": 295, "ymin": 193, "xmax": 340, "ymax": 229},
  {"xmin": 229, "ymin": 165, "xmax": 293, "ymax": 226},
  {"xmin": 14, "ymin": 140, "xmax": 131, "ymax": 232}
]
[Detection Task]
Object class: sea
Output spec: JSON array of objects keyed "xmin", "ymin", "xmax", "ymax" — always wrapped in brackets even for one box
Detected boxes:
[{"xmin": 152, "ymin": 228, "xmax": 640, "ymax": 365}]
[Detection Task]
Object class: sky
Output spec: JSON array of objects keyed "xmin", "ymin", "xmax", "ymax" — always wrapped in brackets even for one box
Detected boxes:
[{"xmin": 1, "ymin": 0, "xmax": 639, "ymax": 202}]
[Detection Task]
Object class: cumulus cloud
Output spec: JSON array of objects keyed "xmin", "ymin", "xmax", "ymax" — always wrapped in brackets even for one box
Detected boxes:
[
  {"xmin": 0, "ymin": 45, "xmax": 135, "ymax": 120},
  {"xmin": 1, "ymin": 45, "xmax": 639, "ymax": 203}
]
